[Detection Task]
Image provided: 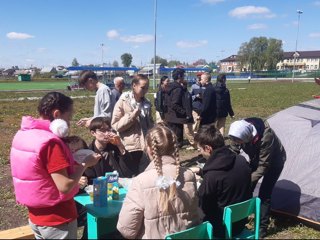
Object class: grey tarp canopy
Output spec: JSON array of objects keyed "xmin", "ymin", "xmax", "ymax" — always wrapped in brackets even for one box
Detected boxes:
[{"xmin": 258, "ymin": 99, "xmax": 320, "ymax": 225}]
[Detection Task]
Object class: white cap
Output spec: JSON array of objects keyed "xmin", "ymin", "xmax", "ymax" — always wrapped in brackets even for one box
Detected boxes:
[{"xmin": 228, "ymin": 120, "xmax": 257, "ymax": 143}]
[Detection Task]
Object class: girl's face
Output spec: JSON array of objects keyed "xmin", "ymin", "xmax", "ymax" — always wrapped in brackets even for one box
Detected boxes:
[
  {"xmin": 161, "ymin": 79, "xmax": 169, "ymax": 89},
  {"xmin": 133, "ymin": 79, "xmax": 149, "ymax": 100}
]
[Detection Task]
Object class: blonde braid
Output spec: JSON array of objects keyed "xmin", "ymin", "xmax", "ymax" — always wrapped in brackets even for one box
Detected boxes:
[
  {"xmin": 151, "ymin": 133, "xmax": 163, "ymax": 177},
  {"xmin": 168, "ymin": 134, "xmax": 180, "ymax": 200}
]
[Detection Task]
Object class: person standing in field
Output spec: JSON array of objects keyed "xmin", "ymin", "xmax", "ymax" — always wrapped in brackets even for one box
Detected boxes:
[
  {"xmin": 164, "ymin": 68, "xmax": 188, "ymax": 148},
  {"xmin": 214, "ymin": 73, "xmax": 234, "ymax": 136},
  {"xmin": 77, "ymin": 70, "xmax": 116, "ymax": 127},
  {"xmin": 10, "ymin": 92, "xmax": 100, "ymax": 239},
  {"xmin": 199, "ymin": 72, "xmax": 217, "ymax": 127},
  {"xmin": 112, "ymin": 74, "xmax": 153, "ymax": 176},
  {"xmin": 112, "ymin": 76, "xmax": 125, "ymax": 102},
  {"xmin": 191, "ymin": 72, "xmax": 205, "ymax": 132},
  {"xmin": 154, "ymin": 75, "xmax": 170, "ymax": 123}
]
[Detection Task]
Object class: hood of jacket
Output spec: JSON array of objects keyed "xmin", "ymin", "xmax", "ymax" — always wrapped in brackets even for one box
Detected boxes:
[
  {"xmin": 203, "ymin": 146, "xmax": 236, "ymax": 173},
  {"xmin": 166, "ymin": 81, "xmax": 182, "ymax": 94},
  {"xmin": 214, "ymin": 82, "xmax": 226, "ymax": 94}
]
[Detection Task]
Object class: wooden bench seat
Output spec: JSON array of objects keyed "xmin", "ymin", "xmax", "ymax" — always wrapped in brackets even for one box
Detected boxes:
[{"xmin": 0, "ymin": 225, "xmax": 34, "ymax": 239}]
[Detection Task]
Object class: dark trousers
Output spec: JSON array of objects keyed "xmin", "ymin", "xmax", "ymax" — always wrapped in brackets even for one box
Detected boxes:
[
  {"xmin": 126, "ymin": 151, "xmax": 150, "ymax": 177},
  {"xmin": 252, "ymin": 163, "xmax": 284, "ymax": 230},
  {"xmin": 166, "ymin": 122, "xmax": 184, "ymax": 148}
]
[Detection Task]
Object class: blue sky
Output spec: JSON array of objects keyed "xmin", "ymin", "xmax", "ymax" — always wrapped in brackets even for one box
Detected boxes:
[{"xmin": 0, "ymin": 0, "xmax": 319, "ymax": 68}]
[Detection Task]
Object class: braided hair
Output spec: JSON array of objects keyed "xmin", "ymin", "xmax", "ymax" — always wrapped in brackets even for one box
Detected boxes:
[
  {"xmin": 38, "ymin": 92, "xmax": 73, "ymax": 121},
  {"xmin": 145, "ymin": 123, "xmax": 180, "ymax": 214}
]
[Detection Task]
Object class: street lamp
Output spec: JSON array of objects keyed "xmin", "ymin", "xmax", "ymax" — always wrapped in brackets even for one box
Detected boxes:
[
  {"xmin": 153, "ymin": 0, "xmax": 157, "ymax": 90},
  {"xmin": 100, "ymin": 43, "xmax": 104, "ymax": 67},
  {"xmin": 292, "ymin": 10, "xmax": 303, "ymax": 83}
]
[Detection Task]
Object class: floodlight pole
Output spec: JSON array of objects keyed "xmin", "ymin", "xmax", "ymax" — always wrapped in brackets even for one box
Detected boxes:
[
  {"xmin": 153, "ymin": 0, "xmax": 157, "ymax": 90},
  {"xmin": 100, "ymin": 43, "xmax": 104, "ymax": 67},
  {"xmin": 292, "ymin": 10, "xmax": 303, "ymax": 83}
]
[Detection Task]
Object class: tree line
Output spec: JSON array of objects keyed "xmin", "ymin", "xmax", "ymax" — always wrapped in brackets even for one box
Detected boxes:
[{"xmin": 72, "ymin": 36, "xmax": 284, "ymax": 71}]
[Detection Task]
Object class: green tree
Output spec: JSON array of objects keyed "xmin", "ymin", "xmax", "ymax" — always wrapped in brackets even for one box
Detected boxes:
[
  {"xmin": 112, "ymin": 60, "xmax": 119, "ymax": 67},
  {"xmin": 168, "ymin": 60, "xmax": 182, "ymax": 67},
  {"xmin": 237, "ymin": 37, "xmax": 283, "ymax": 71},
  {"xmin": 121, "ymin": 53, "xmax": 133, "ymax": 67},
  {"xmin": 71, "ymin": 58, "xmax": 79, "ymax": 66},
  {"xmin": 150, "ymin": 55, "xmax": 168, "ymax": 66}
]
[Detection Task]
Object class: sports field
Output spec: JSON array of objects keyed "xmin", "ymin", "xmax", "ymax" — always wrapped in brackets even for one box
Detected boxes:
[{"xmin": 0, "ymin": 81, "xmax": 69, "ymax": 91}]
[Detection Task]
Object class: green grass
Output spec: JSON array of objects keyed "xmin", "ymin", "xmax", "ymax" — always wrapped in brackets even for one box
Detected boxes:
[
  {"xmin": 0, "ymin": 81, "xmax": 69, "ymax": 90},
  {"xmin": 1, "ymin": 80, "xmax": 320, "ymax": 238}
]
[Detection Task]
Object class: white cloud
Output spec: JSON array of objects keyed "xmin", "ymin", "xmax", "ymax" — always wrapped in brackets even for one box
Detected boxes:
[
  {"xmin": 247, "ymin": 23, "xmax": 267, "ymax": 30},
  {"xmin": 201, "ymin": 0, "xmax": 225, "ymax": 4},
  {"xmin": 25, "ymin": 59, "xmax": 35, "ymax": 62},
  {"xmin": 176, "ymin": 40, "xmax": 208, "ymax": 48},
  {"xmin": 229, "ymin": 6, "xmax": 274, "ymax": 19},
  {"xmin": 313, "ymin": 1, "xmax": 320, "ymax": 6},
  {"xmin": 37, "ymin": 48, "xmax": 46, "ymax": 53},
  {"xmin": 107, "ymin": 29, "xmax": 119, "ymax": 39},
  {"xmin": 309, "ymin": 32, "xmax": 320, "ymax": 38},
  {"xmin": 132, "ymin": 45, "xmax": 140, "ymax": 49},
  {"xmin": 120, "ymin": 34, "xmax": 153, "ymax": 43},
  {"xmin": 6, "ymin": 32, "xmax": 34, "ymax": 39}
]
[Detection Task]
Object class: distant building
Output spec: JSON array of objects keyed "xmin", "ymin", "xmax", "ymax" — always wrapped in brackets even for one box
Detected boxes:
[
  {"xmin": 219, "ymin": 51, "xmax": 320, "ymax": 72},
  {"xmin": 139, "ymin": 63, "xmax": 163, "ymax": 75},
  {"xmin": 219, "ymin": 55, "xmax": 241, "ymax": 72},
  {"xmin": 277, "ymin": 50, "xmax": 320, "ymax": 71}
]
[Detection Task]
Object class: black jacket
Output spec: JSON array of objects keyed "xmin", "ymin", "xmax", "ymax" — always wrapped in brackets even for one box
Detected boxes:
[
  {"xmin": 215, "ymin": 82, "xmax": 234, "ymax": 118},
  {"xmin": 154, "ymin": 89, "xmax": 166, "ymax": 119},
  {"xmin": 182, "ymin": 86, "xmax": 194, "ymax": 124},
  {"xmin": 164, "ymin": 81, "xmax": 188, "ymax": 124},
  {"xmin": 200, "ymin": 83, "xmax": 217, "ymax": 125},
  {"xmin": 84, "ymin": 140, "xmax": 134, "ymax": 183},
  {"xmin": 198, "ymin": 146, "xmax": 252, "ymax": 237}
]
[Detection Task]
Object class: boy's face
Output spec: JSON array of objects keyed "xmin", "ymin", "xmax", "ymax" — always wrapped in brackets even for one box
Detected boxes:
[
  {"xmin": 84, "ymin": 78, "xmax": 97, "ymax": 91},
  {"xmin": 197, "ymin": 144, "xmax": 212, "ymax": 160},
  {"xmin": 91, "ymin": 124, "xmax": 112, "ymax": 144}
]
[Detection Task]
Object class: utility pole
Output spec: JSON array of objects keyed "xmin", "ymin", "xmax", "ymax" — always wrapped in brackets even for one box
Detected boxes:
[
  {"xmin": 292, "ymin": 10, "xmax": 303, "ymax": 83},
  {"xmin": 100, "ymin": 43, "xmax": 104, "ymax": 67},
  {"xmin": 153, "ymin": 0, "xmax": 157, "ymax": 90}
]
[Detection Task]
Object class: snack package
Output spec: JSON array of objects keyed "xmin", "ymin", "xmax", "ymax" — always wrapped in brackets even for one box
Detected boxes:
[
  {"xmin": 73, "ymin": 149, "xmax": 96, "ymax": 164},
  {"xmin": 93, "ymin": 177, "xmax": 108, "ymax": 207},
  {"xmin": 105, "ymin": 171, "xmax": 119, "ymax": 200}
]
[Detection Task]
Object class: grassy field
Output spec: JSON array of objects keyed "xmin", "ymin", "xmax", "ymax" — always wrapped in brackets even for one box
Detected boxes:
[
  {"xmin": 0, "ymin": 80, "xmax": 70, "ymax": 91},
  {"xmin": 1, "ymin": 80, "xmax": 320, "ymax": 238}
]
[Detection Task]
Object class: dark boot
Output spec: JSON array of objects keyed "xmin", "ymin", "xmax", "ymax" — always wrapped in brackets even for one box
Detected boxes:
[{"xmin": 259, "ymin": 199, "xmax": 271, "ymax": 238}]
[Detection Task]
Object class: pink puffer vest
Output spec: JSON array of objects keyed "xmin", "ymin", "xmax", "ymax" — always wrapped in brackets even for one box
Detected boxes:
[{"xmin": 10, "ymin": 116, "xmax": 79, "ymax": 208}]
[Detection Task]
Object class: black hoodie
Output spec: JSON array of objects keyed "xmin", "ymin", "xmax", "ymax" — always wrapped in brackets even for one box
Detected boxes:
[
  {"xmin": 214, "ymin": 82, "xmax": 234, "ymax": 118},
  {"xmin": 198, "ymin": 146, "xmax": 252, "ymax": 237},
  {"xmin": 164, "ymin": 81, "xmax": 188, "ymax": 124}
]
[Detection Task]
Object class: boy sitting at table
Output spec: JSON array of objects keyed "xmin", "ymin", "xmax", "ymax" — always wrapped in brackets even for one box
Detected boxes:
[{"xmin": 84, "ymin": 116, "xmax": 135, "ymax": 183}]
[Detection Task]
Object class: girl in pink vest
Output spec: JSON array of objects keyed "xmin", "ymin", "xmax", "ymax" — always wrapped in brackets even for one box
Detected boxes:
[{"xmin": 10, "ymin": 92, "xmax": 101, "ymax": 239}]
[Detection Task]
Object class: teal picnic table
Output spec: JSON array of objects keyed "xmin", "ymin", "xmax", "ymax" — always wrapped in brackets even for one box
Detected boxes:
[{"xmin": 74, "ymin": 188, "xmax": 127, "ymax": 239}]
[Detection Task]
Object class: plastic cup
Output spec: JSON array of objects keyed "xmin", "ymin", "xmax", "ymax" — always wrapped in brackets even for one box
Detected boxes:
[{"xmin": 84, "ymin": 185, "xmax": 94, "ymax": 202}]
